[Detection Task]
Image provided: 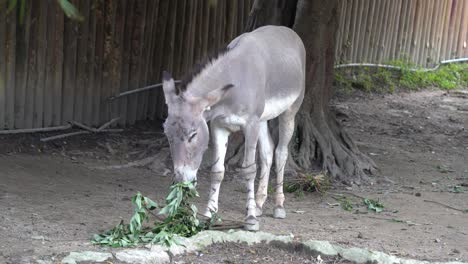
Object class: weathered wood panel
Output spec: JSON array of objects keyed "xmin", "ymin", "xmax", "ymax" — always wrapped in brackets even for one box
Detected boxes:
[{"xmin": 336, "ymin": 0, "xmax": 468, "ymax": 66}]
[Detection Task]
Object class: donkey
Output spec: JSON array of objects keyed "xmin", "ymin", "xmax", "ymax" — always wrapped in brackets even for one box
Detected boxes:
[{"xmin": 162, "ymin": 25, "xmax": 305, "ymax": 231}]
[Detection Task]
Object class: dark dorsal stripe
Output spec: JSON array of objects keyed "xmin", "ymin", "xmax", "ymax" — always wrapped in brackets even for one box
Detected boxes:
[{"xmin": 177, "ymin": 46, "xmax": 231, "ymax": 95}]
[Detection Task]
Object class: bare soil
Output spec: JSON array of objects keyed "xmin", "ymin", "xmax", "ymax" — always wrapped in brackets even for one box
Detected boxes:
[
  {"xmin": 172, "ymin": 241, "xmax": 351, "ymax": 264},
  {"xmin": 0, "ymin": 89, "xmax": 467, "ymax": 263}
]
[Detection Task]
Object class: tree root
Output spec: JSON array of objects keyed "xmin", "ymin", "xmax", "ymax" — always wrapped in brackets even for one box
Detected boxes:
[{"xmin": 294, "ymin": 111, "xmax": 377, "ymax": 185}]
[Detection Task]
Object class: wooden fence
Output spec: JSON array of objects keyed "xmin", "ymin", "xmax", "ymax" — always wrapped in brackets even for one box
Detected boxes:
[
  {"xmin": 335, "ymin": 0, "xmax": 468, "ymax": 67},
  {"xmin": 1, "ymin": 0, "xmax": 467, "ymax": 130},
  {"xmin": 0, "ymin": 0, "xmax": 253, "ymax": 130}
]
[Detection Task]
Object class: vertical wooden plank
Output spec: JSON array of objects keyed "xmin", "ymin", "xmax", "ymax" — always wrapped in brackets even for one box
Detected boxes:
[
  {"xmin": 383, "ymin": 0, "xmax": 396, "ymax": 61},
  {"xmin": 427, "ymin": 0, "xmax": 439, "ymax": 65},
  {"xmin": 187, "ymin": 0, "xmax": 198, "ymax": 69},
  {"xmin": 347, "ymin": 0, "xmax": 358, "ymax": 61},
  {"xmin": 62, "ymin": 0, "xmax": 79, "ymax": 124},
  {"xmin": 356, "ymin": 0, "xmax": 370, "ymax": 62},
  {"xmin": 0, "ymin": 0, "xmax": 6, "ymax": 129},
  {"xmin": 23, "ymin": 0, "xmax": 39, "ymax": 128},
  {"xmin": 73, "ymin": 0, "xmax": 90, "ymax": 124},
  {"xmin": 33, "ymin": 0, "xmax": 48, "ymax": 128},
  {"xmin": 403, "ymin": 0, "xmax": 417, "ymax": 60},
  {"xmin": 354, "ymin": 0, "xmax": 368, "ymax": 62},
  {"xmin": 420, "ymin": 0, "xmax": 434, "ymax": 66},
  {"xmin": 451, "ymin": 0, "xmax": 464, "ymax": 58},
  {"xmin": 83, "ymin": 0, "xmax": 97, "ymax": 125},
  {"xmin": 398, "ymin": 0, "xmax": 408, "ymax": 57},
  {"xmin": 148, "ymin": 0, "xmax": 169, "ymax": 120},
  {"xmin": 410, "ymin": 0, "xmax": 422, "ymax": 64},
  {"xmin": 174, "ymin": 0, "xmax": 187, "ymax": 76},
  {"xmin": 458, "ymin": 1, "xmax": 468, "ymax": 58},
  {"xmin": 118, "ymin": 0, "xmax": 134, "ymax": 126},
  {"xmin": 335, "ymin": 0, "xmax": 347, "ymax": 62},
  {"xmin": 157, "ymin": 0, "xmax": 179, "ymax": 119},
  {"xmin": 434, "ymin": 0, "xmax": 448, "ymax": 63},
  {"xmin": 400, "ymin": 0, "xmax": 413, "ymax": 59},
  {"xmin": 390, "ymin": 0, "xmax": 403, "ymax": 60},
  {"xmin": 193, "ymin": 0, "xmax": 203, "ymax": 64},
  {"xmin": 202, "ymin": 0, "xmax": 211, "ymax": 56},
  {"xmin": 237, "ymin": 0, "xmax": 245, "ymax": 35},
  {"xmin": 5, "ymin": 1, "xmax": 16, "ymax": 129},
  {"xmin": 106, "ymin": 0, "xmax": 127, "ymax": 124},
  {"xmin": 445, "ymin": 0, "xmax": 456, "ymax": 59},
  {"xmin": 350, "ymin": 0, "xmax": 362, "ymax": 62},
  {"xmin": 138, "ymin": 0, "xmax": 158, "ymax": 120},
  {"xmin": 376, "ymin": 0, "xmax": 390, "ymax": 62},
  {"xmin": 92, "ymin": 0, "xmax": 105, "ymax": 126},
  {"xmin": 53, "ymin": 2, "xmax": 64, "ymax": 126},
  {"xmin": 342, "ymin": 0, "xmax": 354, "ymax": 62},
  {"xmin": 44, "ymin": 0, "xmax": 56, "ymax": 127},
  {"xmin": 363, "ymin": 0, "xmax": 376, "ymax": 62}
]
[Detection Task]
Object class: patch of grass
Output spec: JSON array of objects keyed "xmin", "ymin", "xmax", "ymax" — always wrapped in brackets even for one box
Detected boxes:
[
  {"xmin": 363, "ymin": 198, "xmax": 384, "ymax": 213},
  {"xmin": 284, "ymin": 173, "xmax": 330, "ymax": 196},
  {"xmin": 334, "ymin": 61, "xmax": 468, "ymax": 93},
  {"xmin": 92, "ymin": 181, "xmax": 217, "ymax": 248},
  {"xmin": 339, "ymin": 196, "xmax": 354, "ymax": 211}
]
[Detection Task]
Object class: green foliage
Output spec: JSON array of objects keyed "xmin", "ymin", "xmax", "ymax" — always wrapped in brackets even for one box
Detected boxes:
[
  {"xmin": 339, "ymin": 197, "xmax": 354, "ymax": 211},
  {"xmin": 2, "ymin": 0, "xmax": 83, "ymax": 24},
  {"xmin": 92, "ymin": 181, "xmax": 216, "ymax": 248},
  {"xmin": 363, "ymin": 198, "xmax": 384, "ymax": 213},
  {"xmin": 334, "ymin": 61, "xmax": 468, "ymax": 93}
]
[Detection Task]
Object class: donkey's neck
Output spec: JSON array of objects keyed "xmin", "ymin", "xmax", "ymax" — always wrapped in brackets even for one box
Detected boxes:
[{"xmin": 184, "ymin": 52, "xmax": 234, "ymax": 99}]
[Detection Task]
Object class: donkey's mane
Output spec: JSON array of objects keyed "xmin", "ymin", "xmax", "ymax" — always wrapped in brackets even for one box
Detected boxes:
[{"xmin": 177, "ymin": 46, "xmax": 231, "ymax": 95}]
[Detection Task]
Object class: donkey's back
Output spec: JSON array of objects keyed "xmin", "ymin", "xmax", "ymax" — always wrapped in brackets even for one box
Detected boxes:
[{"xmin": 227, "ymin": 25, "xmax": 306, "ymax": 121}]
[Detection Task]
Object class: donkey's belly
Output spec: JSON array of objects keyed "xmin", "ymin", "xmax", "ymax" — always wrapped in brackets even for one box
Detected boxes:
[{"xmin": 260, "ymin": 93, "xmax": 300, "ymax": 120}]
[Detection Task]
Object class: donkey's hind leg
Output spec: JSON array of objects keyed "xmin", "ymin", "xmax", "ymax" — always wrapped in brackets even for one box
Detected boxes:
[
  {"xmin": 241, "ymin": 120, "xmax": 261, "ymax": 231},
  {"xmin": 204, "ymin": 124, "xmax": 230, "ymax": 218},
  {"xmin": 255, "ymin": 121, "xmax": 274, "ymax": 217}
]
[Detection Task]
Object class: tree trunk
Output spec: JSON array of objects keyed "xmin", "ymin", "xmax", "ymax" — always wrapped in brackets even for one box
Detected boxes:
[{"xmin": 241, "ymin": 0, "xmax": 376, "ymax": 184}]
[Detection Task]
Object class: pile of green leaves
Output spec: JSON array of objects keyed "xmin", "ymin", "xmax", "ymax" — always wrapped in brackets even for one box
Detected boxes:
[
  {"xmin": 363, "ymin": 198, "xmax": 384, "ymax": 213},
  {"xmin": 92, "ymin": 181, "xmax": 215, "ymax": 248}
]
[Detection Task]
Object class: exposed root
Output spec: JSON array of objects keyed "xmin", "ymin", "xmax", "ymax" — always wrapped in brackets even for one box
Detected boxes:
[{"xmin": 294, "ymin": 111, "xmax": 377, "ymax": 185}]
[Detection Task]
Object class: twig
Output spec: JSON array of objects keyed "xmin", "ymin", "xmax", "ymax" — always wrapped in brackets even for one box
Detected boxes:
[
  {"xmin": 40, "ymin": 131, "xmax": 90, "ymax": 142},
  {"xmin": 92, "ymin": 155, "xmax": 159, "ymax": 170},
  {"xmin": 107, "ymin": 80, "xmax": 181, "ymax": 101},
  {"xmin": 326, "ymin": 191, "xmax": 367, "ymax": 200},
  {"xmin": 423, "ymin": 199, "xmax": 466, "ymax": 213},
  {"xmin": 70, "ymin": 121, "xmax": 97, "ymax": 132},
  {"xmin": 97, "ymin": 117, "xmax": 121, "ymax": 131},
  {"xmin": 0, "ymin": 124, "xmax": 72, "ymax": 135}
]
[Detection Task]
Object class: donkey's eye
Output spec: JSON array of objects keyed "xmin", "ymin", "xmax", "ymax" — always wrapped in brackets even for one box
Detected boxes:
[{"xmin": 188, "ymin": 133, "xmax": 197, "ymax": 142}]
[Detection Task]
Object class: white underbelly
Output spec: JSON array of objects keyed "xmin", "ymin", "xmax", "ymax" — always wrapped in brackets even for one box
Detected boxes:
[{"xmin": 260, "ymin": 94, "xmax": 299, "ymax": 120}]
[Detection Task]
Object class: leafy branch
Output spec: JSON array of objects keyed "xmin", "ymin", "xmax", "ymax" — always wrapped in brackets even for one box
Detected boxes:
[
  {"xmin": 92, "ymin": 181, "xmax": 221, "ymax": 248},
  {"xmin": 2, "ymin": 0, "xmax": 84, "ymax": 24}
]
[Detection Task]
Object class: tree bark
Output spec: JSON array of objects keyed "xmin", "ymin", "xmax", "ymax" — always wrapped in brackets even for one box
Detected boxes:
[{"xmin": 241, "ymin": 0, "xmax": 376, "ymax": 184}]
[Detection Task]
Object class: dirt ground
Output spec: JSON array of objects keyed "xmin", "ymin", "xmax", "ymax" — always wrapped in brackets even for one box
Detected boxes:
[
  {"xmin": 0, "ymin": 89, "xmax": 467, "ymax": 263},
  {"xmin": 172, "ymin": 241, "xmax": 351, "ymax": 264}
]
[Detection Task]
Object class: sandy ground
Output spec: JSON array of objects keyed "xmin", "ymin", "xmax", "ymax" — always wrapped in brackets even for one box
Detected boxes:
[{"xmin": 0, "ymin": 89, "xmax": 467, "ymax": 263}]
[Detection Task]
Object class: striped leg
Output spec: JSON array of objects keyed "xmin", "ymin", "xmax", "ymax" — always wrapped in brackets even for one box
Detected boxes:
[
  {"xmin": 255, "ymin": 121, "xmax": 274, "ymax": 217},
  {"xmin": 204, "ymin": 125, "xmax": 230, "ymax": 218},
  {"xmin": 242, "ymin": 121, "xmax": 260, "ymax": 231}
]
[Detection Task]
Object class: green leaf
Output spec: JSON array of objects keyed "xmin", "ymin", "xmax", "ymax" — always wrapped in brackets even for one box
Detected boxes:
[
  {"xmin": 56, "ymin": 0, "xmax": 84, "ymax": 21},
  {"xmin": 364, "ymin": 198, "xmax": 384, "ymax": 213}
]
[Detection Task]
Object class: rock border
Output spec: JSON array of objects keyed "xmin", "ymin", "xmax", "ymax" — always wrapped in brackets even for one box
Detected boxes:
[{"xmin": 59, "ymin": 230, "xmax": 466, "ymax": 264}]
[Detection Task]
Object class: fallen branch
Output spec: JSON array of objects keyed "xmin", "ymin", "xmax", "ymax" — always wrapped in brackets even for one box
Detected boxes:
[
  {"xmin": 0, "ymin": 124, "xmax": 72, "ymax": 135},
  {"xmin": 40, "ymin": 131, "xmax": 90, "ymax": 142},
  {"xmin": 108, "ymin": 80, "xmax": 181, "ymax": 101},
  {"xmin": 97, "ymin": 117, "xmax": 121, "ymax": 131},
  {"xmin": 423, "ymin": 199, "xmax": 467, "ymax": 213},
  {"xmin": 92, "ymin": 155, "xmax": 159, "ymax": 170},
  {"xmin": 334, "ymin": 57, "xmax": 468, "ymax": 72}
]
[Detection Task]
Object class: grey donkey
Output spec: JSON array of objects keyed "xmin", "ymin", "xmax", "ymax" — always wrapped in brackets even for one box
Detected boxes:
[{"xmin": 162, "ymin": 25, "xmax": 305, "ymax": 231}]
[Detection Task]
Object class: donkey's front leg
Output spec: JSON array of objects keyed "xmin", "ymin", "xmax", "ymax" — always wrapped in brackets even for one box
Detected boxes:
[
  {"xmin": 242, "ymin": 121, "xmax": 261, "ymax": 231},
  {"xmin": 204, "ymin": 125, "xmax": 230, "ymax": 218}
]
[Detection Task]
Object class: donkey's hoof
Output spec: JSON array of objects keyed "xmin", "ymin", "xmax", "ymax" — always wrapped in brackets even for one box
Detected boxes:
[
  {"xmin": 273, "ymin": 207, "xmax": 286, "ymax": 219},
  {"xmin": 244, "ymin": 216, "xmax": 260, "ymax": 231},
  {"xmin": 202, "ymin": 210, "xmax": 212, "ymax": 219},
  {"xmin": 255, "ymin": 206, "xmax": 263, "ymax": 217}
]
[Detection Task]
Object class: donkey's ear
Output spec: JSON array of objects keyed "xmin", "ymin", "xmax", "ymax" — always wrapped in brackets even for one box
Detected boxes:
[
  {"xmin": 162, "ymin": 71, "xmax": 176, "ymax": 104},
  {"xmin": 201, "ymin": 84, "xmax": 234, "ymax": 108}
]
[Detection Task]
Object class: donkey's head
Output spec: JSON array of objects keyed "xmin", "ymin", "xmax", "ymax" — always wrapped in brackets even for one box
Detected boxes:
[{"xmin": 162, "ymin": 71, "xmax": 232, "ymax": 182}]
